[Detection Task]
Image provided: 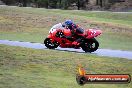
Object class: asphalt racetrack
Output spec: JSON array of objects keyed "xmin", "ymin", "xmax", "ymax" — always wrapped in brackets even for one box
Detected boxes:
[{"xmin": 0, "ymin": 40, "xmax": 132, "ymax": 59}]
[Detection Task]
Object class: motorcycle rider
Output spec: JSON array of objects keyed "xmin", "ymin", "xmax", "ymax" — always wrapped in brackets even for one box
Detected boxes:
[
  {"xmin": 63, "ymin": 20, "xmax": 84, "ymax": 47},
  {"xmin": 50, "ymin": 20, "xmax": 84, "ymax": 47}
]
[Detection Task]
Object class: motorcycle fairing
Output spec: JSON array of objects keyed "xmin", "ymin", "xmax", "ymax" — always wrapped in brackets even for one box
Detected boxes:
[{"xmin": 86, "ymin": 29, "xmax": 102, "ymax": 39}]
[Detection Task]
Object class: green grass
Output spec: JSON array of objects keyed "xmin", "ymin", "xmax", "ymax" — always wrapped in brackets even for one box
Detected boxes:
[
  {"xmin": 43, "ymin": 9, "xmax": 132, "ymax": 27},
  {"xmin": 0, "ymin": 32, "xmax": 44, "ymax": 43},
  {"xmin": 0, "ymin": 6, "xmax": 132, "ymax": 51},
  {"xmin": 0, "ymin": 44, "xmax": 132, "ymax": 88},
  {"xmin": 10, "ymin": 7, "xmax": 132, "ymax": 28},
  {"xmin": 98, "ymin": 31, "xmax": 132, "ymax": 50}
]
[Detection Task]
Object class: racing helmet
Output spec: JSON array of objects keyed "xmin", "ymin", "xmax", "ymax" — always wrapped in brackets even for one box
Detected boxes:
[
  {"xmin": 65, "ymin": 20, "xmax": 73, "ymax": 26},
  {"xmin": 64, "ymin": 20, "xmax": 73, "ymax": 30}
]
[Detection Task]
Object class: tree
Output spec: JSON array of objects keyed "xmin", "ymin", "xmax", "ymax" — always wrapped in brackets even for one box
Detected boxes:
[
  {"xmin": 23, "ymin": 0, "xmax": 27, "ymax": 6},
  {"xmin": 1, "ymin": 0, "xmax": 16, "ymax": 5},
  {"xmin": 48, "ymin": 0, "xmax": 58, "ymax": 8},
  {"xmin": 96, "ymin": 0, "xmax": 104, "ymax": 7},
  {"xmin": 58, "ymin": 0, "xmax": 62, "ymax": 8},
  {"xmin": 30, "ymin": 0, "xmax": 49, "ymax": 8},
  {"xmin": 77, "ymin": 0, "xmax": 80, "ymax": 10},
  {"xmin": 61, "ymin": 0, "xmax": 67, "ymax": 9}
]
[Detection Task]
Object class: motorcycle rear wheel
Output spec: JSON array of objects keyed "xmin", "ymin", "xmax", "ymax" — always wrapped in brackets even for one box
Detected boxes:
[
  {"xmin": 44, "ymin": 38, "xmax": 59, "ymax": 49},
  {"xmin": 81, "ymin": 38, "xmax": 99, "ymax": 53}
]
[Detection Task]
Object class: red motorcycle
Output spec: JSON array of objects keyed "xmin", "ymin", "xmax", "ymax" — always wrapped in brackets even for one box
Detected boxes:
[{"xmin": 44, "ymin": 28, "xmax": 102, "ymax": 52}]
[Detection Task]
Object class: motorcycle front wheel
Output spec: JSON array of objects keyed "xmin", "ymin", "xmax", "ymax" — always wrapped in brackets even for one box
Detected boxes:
[
  {"xmin": 81, "ymin": 38, "xmax": 99, "ymax": 53},
  {"xmin": 44, "ymin": 38, "xmax": 59, "ymax": 49}
]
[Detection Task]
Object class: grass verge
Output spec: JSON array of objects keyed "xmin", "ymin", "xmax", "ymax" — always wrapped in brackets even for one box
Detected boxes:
[{"xmin": 0, "ymin": 44, "xmax": 132, "ymax": 88}]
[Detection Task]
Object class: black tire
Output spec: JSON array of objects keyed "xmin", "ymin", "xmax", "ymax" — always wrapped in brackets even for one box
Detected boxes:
[
  {"xmin": 81, "ymin": 38, "xmax": 99, "ymax": 52},
  {"xmin": 44, "ymin": 38, "xmax": 59, "ymax": 49}
]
